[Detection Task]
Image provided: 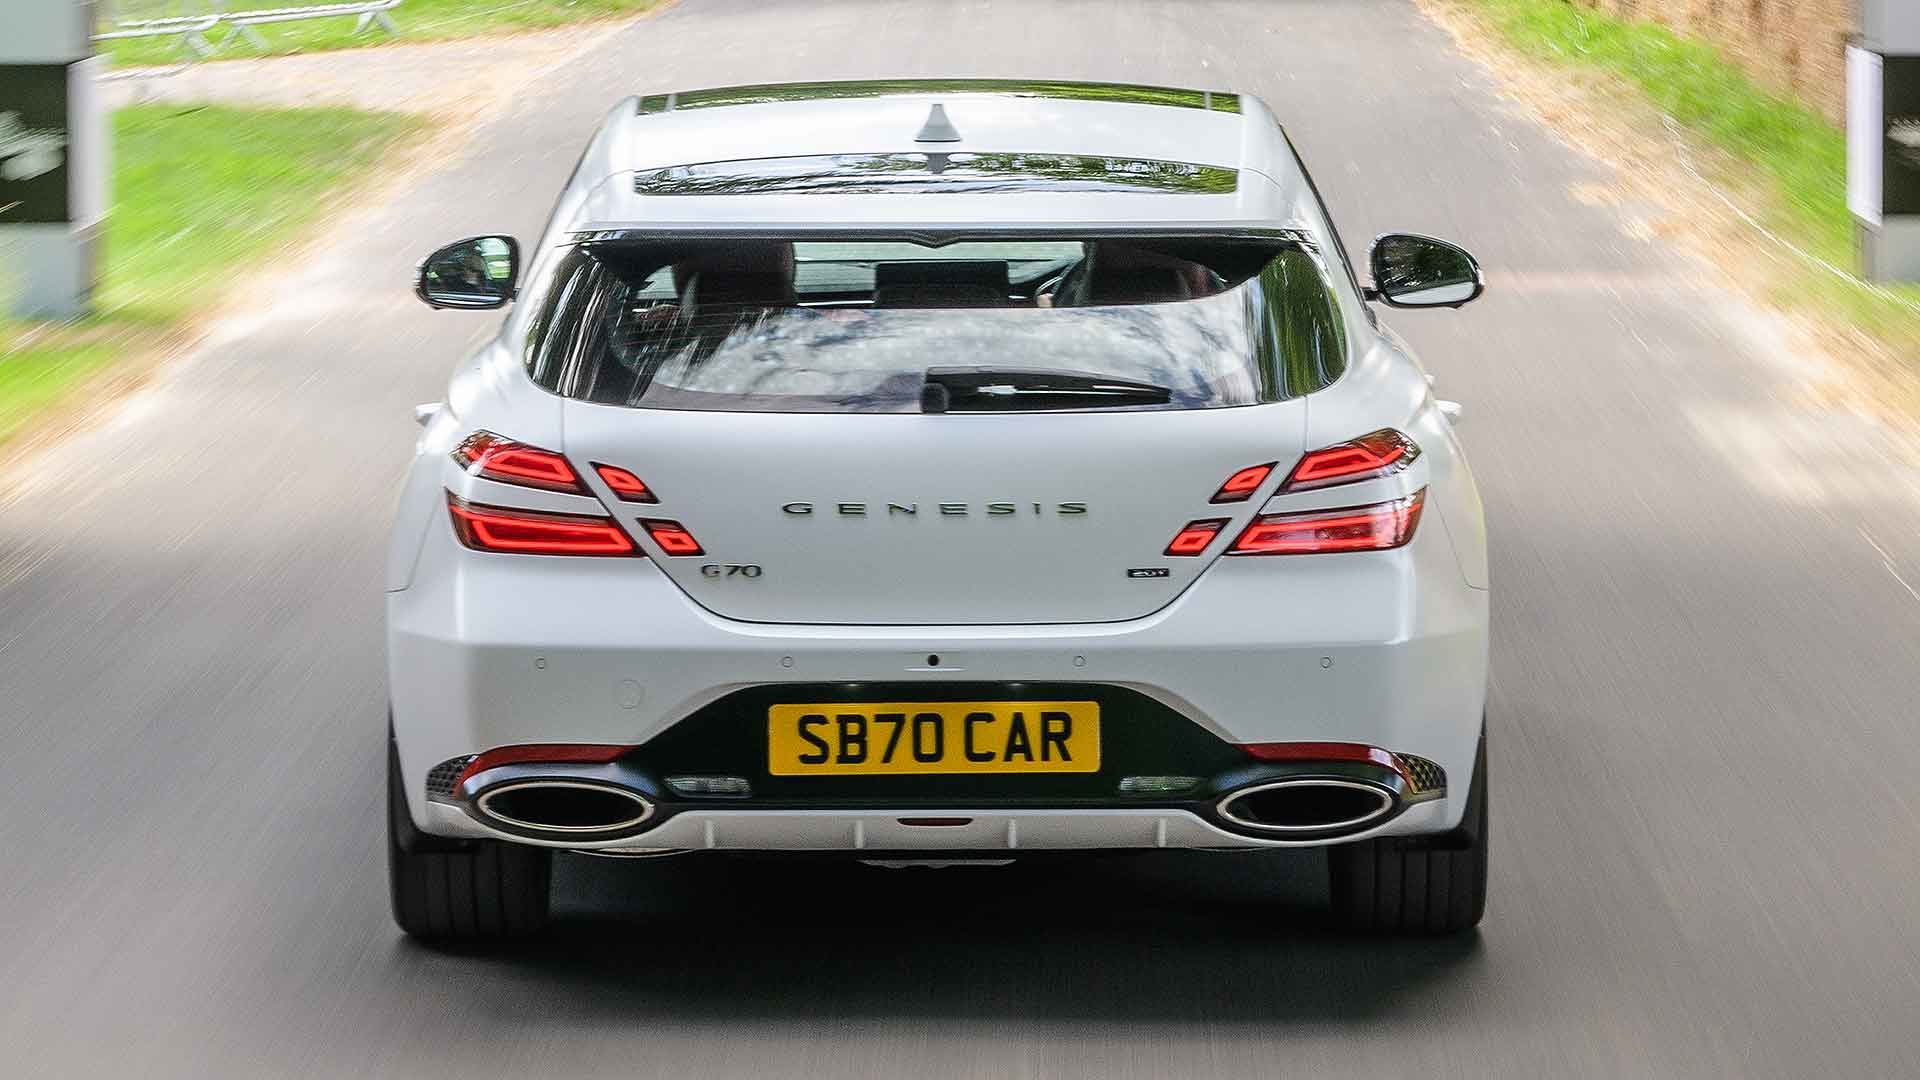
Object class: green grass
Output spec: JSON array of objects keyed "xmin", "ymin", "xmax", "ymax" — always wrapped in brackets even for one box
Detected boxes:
[
  {"xmin": 1463, "ymin": 0, "xmax": 1920, "ymax": 345},
  {"xmin": 0, "ymin": 340, "xmax": 118, "ymax": 445},
  {"xmin": 105, "ymin": 0, "xmax": 662, "ymax": 66},
  {"xmin": 0, "ymin": 104, "xmax": 417, "ymax": 447}
]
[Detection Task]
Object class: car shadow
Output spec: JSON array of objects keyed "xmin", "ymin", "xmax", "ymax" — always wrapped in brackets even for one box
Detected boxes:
[{"xmin": 422, "ymin": 849, "xmax": 1484, "ymax": 1025}]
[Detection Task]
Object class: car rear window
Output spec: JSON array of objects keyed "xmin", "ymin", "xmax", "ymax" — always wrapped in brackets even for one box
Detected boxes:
[{"xmin": 523, "ymin": 238, "xmax": 1348, "ymax": 413}]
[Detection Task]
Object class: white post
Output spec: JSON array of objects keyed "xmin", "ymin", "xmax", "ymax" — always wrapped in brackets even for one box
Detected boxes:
[
  {"xmin": 1, "ymin": 1, "xmax": 106, "ymax": 319},
  {"xmin": 1856, "ymin": 0, "xmax": 1920, "ymax": 282}
]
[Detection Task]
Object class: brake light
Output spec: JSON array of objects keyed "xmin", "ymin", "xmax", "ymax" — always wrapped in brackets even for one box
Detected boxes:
[
  {"xmin": 447, "ymin": 494, "xmax": 638, "ymax": 556},
  {"xmin": 594, "ymin": 463, "xmax": 658, "ymax": 503},
  {"xmin": 453, "ymin": 432, "xmax": 584, "ymax": 493},
  {"xmin": 455, "ymin": 744, "xmax": 632, "ymax": 788},
  {"xmin": 1282, "ymin": 430, "xmax": 1419, "ymax": 492},
  {"xmin": 1228, "ymin": 491, "xmax": 1424, "ymax": 555},
  {"xmin": 1165, "ymin": 518, "xmax": 1228, "ymax": 556},
  {"xmin": 1211, "ymin": 462, "xmax": 1276, "ymax": 503},
  {"xmin": 641, "ymin": 519, "xmax": 704, "ymax": 556}
]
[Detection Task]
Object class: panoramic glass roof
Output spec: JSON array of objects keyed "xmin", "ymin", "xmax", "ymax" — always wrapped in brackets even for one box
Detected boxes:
[
  {"xmin": 635, "ymin": 78, "xmax": 1242, "ymax": 115},
  {"xmin": 633, "ymin": 153, "xmax": 1240, "ymax": 197}
]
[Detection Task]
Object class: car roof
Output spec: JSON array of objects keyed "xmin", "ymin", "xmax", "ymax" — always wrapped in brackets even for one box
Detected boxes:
[{"xmin": 563, "ymin": 79, "xmax": 1315, "ymax": 236}]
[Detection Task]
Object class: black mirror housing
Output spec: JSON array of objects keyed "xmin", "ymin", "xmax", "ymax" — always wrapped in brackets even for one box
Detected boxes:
[
  {"xmin": 416, "ymin": 236, "xmax": 521, "ymax": 310},
  {"xmin": 1368, "ymin": 233, "xmax": 1484, "ymax": 309}
]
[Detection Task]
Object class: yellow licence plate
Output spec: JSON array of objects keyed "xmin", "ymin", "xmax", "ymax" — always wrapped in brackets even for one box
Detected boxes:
[{"xmin": 767, "ymin": 701, "xmax": 1101, "ymax": 776}]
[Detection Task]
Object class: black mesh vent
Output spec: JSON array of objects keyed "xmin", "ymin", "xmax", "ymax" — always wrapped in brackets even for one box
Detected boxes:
[
  {"xmin": 426, "ymin": 755, "xmax": 477, "ymax": 803},
  {"xmin": 1395, "ymin": 753, "xmax": 1447, "ymax": 797}
]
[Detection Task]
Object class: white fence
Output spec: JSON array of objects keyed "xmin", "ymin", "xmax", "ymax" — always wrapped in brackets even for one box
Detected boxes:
[{"xmin": 96, "ymin": 1, "xmax": 402, "ymax": 57}]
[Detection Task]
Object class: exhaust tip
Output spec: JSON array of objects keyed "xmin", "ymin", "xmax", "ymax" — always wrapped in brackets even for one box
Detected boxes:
[
  {"xmin": 1216, "ymin": 778, "xmax": 1395, "ymax": 835},
  {"xmin": 475, "ymin": 780, "xmax": 654, "ymax": 835}
]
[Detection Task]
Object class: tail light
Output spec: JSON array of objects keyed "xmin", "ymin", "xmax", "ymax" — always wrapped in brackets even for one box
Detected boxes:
[
  {"xmin": 455, "ymin": 744, "xmax": 633, "ymax": 788},
  {"xmin": 453, "ymin": 432, "xmax": 585, "ymax": 494},
  {"xmin": 594, "ymin": 463, "xmax": 658, "ymax": 503},
  {"xmin": 1282, "ymin": 430, "xmax": 1419, "ymax": 492},
  {"xmin": 447, "ymin": 494, "xmax": 638, "ymax": 556},
  {"xmin": 1228, "ymin": 491, "xmax": 1424, "ymax": 555},
  {"xmin": 1242, "ymin": 741, "xmax": 1404, "ymax": 770},
  {"xmin": 1165, "ymin": 518, "xmax": 1228, "ymax": 556},
  {"xmin": 640, "ymin": 519, "xmax": 705, "ymax": 556},
  {"xmin": 1210, "ymin": 463, "xmax": 1276, "ymax": 503}
]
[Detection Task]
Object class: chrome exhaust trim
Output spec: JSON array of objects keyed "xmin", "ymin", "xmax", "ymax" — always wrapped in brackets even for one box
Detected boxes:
[
  {"xmin": 473, "ymin": 779, "xmax": 655, "ymax": 835},
  {"xmin": 1215, "ymin": 777, "xmax": 1397, "ymax": 835}
]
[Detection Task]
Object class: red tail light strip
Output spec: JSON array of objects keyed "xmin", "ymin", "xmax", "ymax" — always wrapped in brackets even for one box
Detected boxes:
[
  {"xmin": 454, "ymin": 744, "xmax": 634, "ymax": 789},
  {"xmin": 593, "ymin": 463, "xmax": 659, "ymax": 503},
  {"xmin": 1228, "ymin": 491, "xmax": 1424, "ymax": 555},
  {"xmin": 447, "ymin": 494, "xmax": 638, "ymax": 556},
  {"xmin": 1210, "ymin": 462, "xmax": 1276, "ymax": 503},
  {"xmin": 1282, "ymin": 429, "xmax": 1420, "ymax": 493},
  {"xmin": 453, "ymin": 431, "xmax": 585, "ymax": 494},
  {"xmin": 1239, "ymin": 742, "xmax": 1416, "ymax": 788},
  {"xmin": 1165, "ymin": 518, "xmax": 1229, "ymax": 557},
  {"xmin": 641, "ymin": 519, "xmax": 705, "ymax": 557}
]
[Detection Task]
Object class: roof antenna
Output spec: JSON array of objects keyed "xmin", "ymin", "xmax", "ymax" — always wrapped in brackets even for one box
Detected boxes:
[{"xmin": 915, "ymin": 104, "xmax": 962, "ymax": 143}]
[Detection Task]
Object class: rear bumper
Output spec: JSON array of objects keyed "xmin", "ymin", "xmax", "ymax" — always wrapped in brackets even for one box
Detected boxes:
[
  {"xmin": 388, "ymin": 513, "xmax": 1487, "ymax": 846},
  {"xmin": 418, "ymin": 803, "xmax": 1461, "ymax": 854}
]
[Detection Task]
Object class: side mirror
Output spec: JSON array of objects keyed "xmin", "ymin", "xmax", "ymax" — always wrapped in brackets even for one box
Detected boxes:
[
  {"xmin": 416, "ymin": 236, "xmax": 519, "ymax": 310},
  {"xmin": 1367, "ymin": 233, "xmax": 1484, "ymax": 309}
]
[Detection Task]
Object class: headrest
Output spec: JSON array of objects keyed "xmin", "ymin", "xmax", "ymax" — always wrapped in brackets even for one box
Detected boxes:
[
  {"xmin": 1081, "ymin": 242, "xmax": 1217, "ymax": 305},
  {"xmin": 673, "ymin": 242, "xmax": 796, "ymax": 299},
  {"xmin": 682, "ymin": 272, "xmax": 796, "ymax": 311},
  {"xmin": 872, "ymin": 260, "xmax": 1010, "ymax": 308}
]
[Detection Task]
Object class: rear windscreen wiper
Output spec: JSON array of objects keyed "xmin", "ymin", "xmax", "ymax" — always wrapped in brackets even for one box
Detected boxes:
[{"xmin": 921, "ymin": 366, "xmax": 1173, "ymax": 413}]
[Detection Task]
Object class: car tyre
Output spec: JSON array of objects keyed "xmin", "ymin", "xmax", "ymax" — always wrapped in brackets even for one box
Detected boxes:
[
  {"xmin": 1327, "ymin": 728, "xmax": 1487, "ymax": 935},
  {"xmin": 388, "ymin": 735, "xmax": 551, "ymax": 941}
]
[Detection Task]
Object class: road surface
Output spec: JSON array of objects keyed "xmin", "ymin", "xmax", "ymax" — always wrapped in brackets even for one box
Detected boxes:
[{"xmin": 4, "ymin": 1, "xmax": 1919, "ymax": 1075}]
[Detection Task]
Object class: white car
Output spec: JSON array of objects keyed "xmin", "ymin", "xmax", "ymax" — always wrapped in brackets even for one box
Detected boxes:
[{"xmin": 387, "ymin": 79, "xmax": 1490, "ymax": 939}]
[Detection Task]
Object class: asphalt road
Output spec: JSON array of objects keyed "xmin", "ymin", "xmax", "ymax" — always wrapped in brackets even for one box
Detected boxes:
[{"xmin": 6, "ymin": 1, "xmax": 1920, "ymax": 1076}]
